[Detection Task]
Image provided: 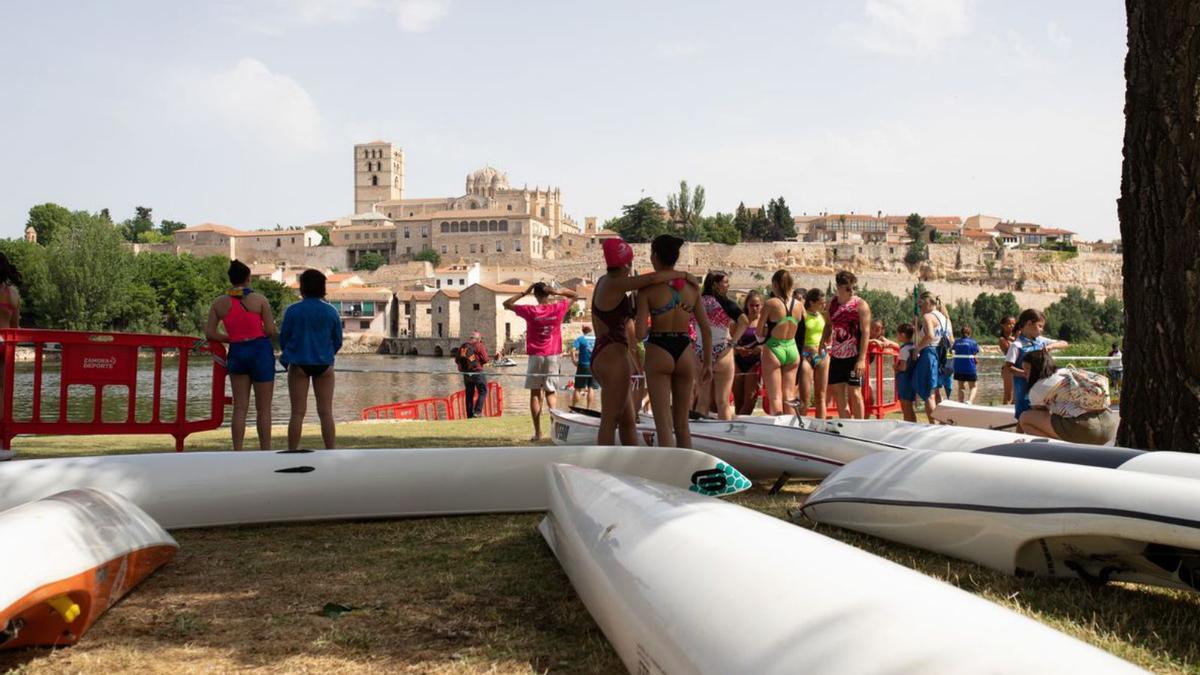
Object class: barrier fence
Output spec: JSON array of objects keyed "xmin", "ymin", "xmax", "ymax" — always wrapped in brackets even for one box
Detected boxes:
[
  {"xmin": 362, "ymin": 381, "xmax": 503, "ymax": 422},
  {"xmin": 759, "ymin": 344, "xmax": 902, "ymax": 419},
  {"xmin": 0, "ymin": 329, "xmax": 230, "ymax": 453}
]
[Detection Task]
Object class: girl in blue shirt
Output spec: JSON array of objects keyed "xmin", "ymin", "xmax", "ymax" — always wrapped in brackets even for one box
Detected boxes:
[
  {"xmin": 1004, "ymin": 309, "xmax": 1068, "ymax": 427},
  {"xmin": 952, "ymin": 325, "xmax": 980, "ymax": 404},
  {"xmin": 279, "ymin": 269, "xmax": 343, "ymax": 450}
]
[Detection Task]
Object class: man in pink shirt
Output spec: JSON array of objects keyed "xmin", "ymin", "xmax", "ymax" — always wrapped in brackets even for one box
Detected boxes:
[{"xmin": 504, "ymin": 282, "xmax": 579, "ymax": 441}]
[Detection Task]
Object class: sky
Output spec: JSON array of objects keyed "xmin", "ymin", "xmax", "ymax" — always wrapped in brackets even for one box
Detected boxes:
[{"xmin": 0, "ymin": 0, "xmax": 1128, "ymax": 240}]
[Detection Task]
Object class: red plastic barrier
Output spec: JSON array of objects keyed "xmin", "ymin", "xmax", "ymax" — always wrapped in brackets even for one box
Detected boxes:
[
  {"xmin": 758, "ymin": 344, "xmax": 902, "ymax": 419},
  {"xmin": 362, "ymin": 382, "xmax": 502, "ymax": 421},
  {"xmin": 0, "ymin": 329, "xmax": 230, "ymax": 453}
]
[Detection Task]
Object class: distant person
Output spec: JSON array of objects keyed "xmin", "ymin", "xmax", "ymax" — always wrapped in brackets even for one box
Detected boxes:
[
  {"xmin": 755, "ymin": 271, "xmax": 803, "ymax": 416},
  {"xmin": 636, "ymin": 234, "xmax": 711, "ymax": 449},
  {"xmin": 733, "ymin": 291, "xmax": 764, "ymax": 416},
  {"xmin": 1107, "ymin": 342, "xmax": 1123, "ymax": 391},
  {"xmin": 864, "ymin": 319, "xmax": 899, "ymax": 413},
  {"xmin": 205, "ymin": 260, "xmax": 278, "ymax": 451},
  {"xmin": 998, "ymin": 316, "xmax": 1017, "ymax": 404},
  {"xmin": 953, "ymin": 325, "xmax": 981, "ymax": 404},
  {"xmin": 1019, "ymin": 350, "xmax": 1117, "ymax": 445},
  {"xmin": 0, "ymin": 253, "xmax": 21, "ymax": 329},
  {"xmin": 279, "ymin": 269, "xmax": 343, "ymax": 450},
  {"xmin": 827, "ymin": 271, "xmax": 872, "ymax": 419},
  {"xmin": 1005, "ymin": 308, "xmax": 1069, "ymax": 429},
  {"xmin": 454, "ymin": 331, "xmax": 490, "ymax": 418},
  {"xmin": 895, "ymin": 323, "xmax": 917, "ymax": 422},
  {"xmin": 695, "ymin": 271, "xmax": 745, "ymax": 420},
  {"xmin": 797, "ymin": 288, "xmax": 829, "ymax": 419},
  {"xmin": 913, "ymin": 291, "xmax": 950, "ymax": 423},
  {"xmin": 570, "ymin": 325, "xmax": 598, "ymax": 409},
  {"xmin": 503, "ymin": 281, "xmax": 578, "ymax": 441},
  {"xmin": 590, "ymin": 237, "xmax": 697, "ymax": 444}
]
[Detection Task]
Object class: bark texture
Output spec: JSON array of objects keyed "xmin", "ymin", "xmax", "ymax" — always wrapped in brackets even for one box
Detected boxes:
[{"xmin": 1117, "ymin": 0, "xmax": 1200, "ymax": 449}]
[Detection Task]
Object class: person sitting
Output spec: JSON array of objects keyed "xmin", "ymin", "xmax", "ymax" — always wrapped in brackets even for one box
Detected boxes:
[{"xmin": 1018, "ymin": 350, "xmax": 1117, "ymax": 445}]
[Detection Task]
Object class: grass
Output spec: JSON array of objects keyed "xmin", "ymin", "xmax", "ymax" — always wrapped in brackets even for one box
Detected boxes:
[{"xmin": 2, "ymin": 418, "xmax": 1198, "ymax": 674}]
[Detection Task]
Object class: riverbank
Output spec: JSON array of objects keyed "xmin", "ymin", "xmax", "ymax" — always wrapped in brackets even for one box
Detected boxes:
[{"xmin": 2, "ymin": 418, "xmax": 1195, "ymax": 673}]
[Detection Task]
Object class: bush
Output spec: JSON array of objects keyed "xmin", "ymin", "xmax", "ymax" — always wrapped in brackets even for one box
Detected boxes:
[
  {"xmin": 1043, "ymin": 286, "xmax": 1123, "ymax": 343},
  {"xmin": 353, "ymin": 252, "xmax": 386, "ymax": 272},
  {"xmin": 413, "ymin": 248, "xmax": 441, "ymax": 267}
]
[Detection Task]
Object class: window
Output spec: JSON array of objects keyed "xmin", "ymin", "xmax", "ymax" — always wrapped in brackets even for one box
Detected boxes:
[
  {"xmin": 496, "ymin": 241, "xmax": 502, "ymax": 252},
  {"xmin": 507, "ymin": 204, "xmax": 512, "ymax": 211},
  {"xmin": 473, "ymin": 303, "xmax": 480, "ymax": 311},
  {"xmin": 404, "ymin": 228, "xmax": 410, "ymax": 239},
  {"xmin": 500, "ymin": 220, "xmax": 508, "ymax": 231},
  {"xmin": 488, "ymin": 220, "xmax": 497, "ymax": 231},
  {"xmin": 441, "ymin": 222, "xmax": 449, "ymax": 232},
  {"xmin": 406, "ymin": 246, "xmax": 412, "ymax": 254},
  {"xmin": 451, "ymin": 222, "xmax": 460, "ymax": 233},
  {"xmin": 421, "ymin": 226, "xmax": 429, "ymax": 236},
  {"xmin": 469, "ymin": 221, "xmax": 479, "ymax": 232},
  {"xmin": 371, "ymin": 175, "xmax": 378, "ymax": 186},
  {"xmin": 515, "ymin": 240, "xmax": 522, "ymax": 252},
  {"xmin": 437, "ymin": 305, "xmax": 442, "ymax": 314},
  {"xmin": 360, "ymin": 320, "xmax": 371, "ymax": 330},
  {"xmin": 425, "ymin": 308, "xmax": 431, "ymax": 315},
  {"xmin": 441, "ymin": 245, "xmax": 447, "ymax": 254},
  {"xmin": 470, "ymin": 243, "xmax": 477, "ymax": 253},
  {"xmin": 436, "ymin": 279, "xmax": 441, "ymax": 288},
  {"xmin": 540, "ymin": 207, "xmax": 546, "ymax": 217},
  {"xmin": 458, "ymin": 278, "xmax": 465, "ymax": 285},
  {"xmin": 362, "ymin": 302, "xmax": 375, "ymax": 316},
  {"xmin": 276, "ymin": 239, "xmax": 281, "ymax": 248},
  {"xmin": 290, "ymin": 237, "xmax": 295, "ymax": 244},
  {"xmin": 437, "ymin": 323, "xmax": 443, "ymax": 337}
]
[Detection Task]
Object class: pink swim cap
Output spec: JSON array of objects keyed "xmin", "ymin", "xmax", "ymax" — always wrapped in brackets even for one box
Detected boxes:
[{"xmin": 603, "ymin": 237, "xmax": 634, "ymax": 268}]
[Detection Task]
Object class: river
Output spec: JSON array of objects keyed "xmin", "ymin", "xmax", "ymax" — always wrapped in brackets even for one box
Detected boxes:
[{"xmin": 4, "ymin": 353, "xmax": 1015, "ymax": 429}]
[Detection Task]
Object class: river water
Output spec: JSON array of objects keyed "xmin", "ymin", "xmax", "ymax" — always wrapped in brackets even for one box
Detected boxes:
[{"xmin": 4, "ymin": 353, "xmax": 1015, "ymax": 429}]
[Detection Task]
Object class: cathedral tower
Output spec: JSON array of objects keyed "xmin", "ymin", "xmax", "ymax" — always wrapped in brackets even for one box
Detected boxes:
[{"xmin": 354, "ymin": 141, "xmax": 404, "ymax": 214}]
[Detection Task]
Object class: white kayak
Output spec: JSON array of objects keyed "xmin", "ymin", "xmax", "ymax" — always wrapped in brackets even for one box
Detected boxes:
[
  {"xmin": 550, "ymin": 408, "xmax": 885, "ymax": 480},
  {"xmin": 780, "ymin": 414, "xmax": 1043, "ymax": 450},
  {"xmin": 804, "ymin": 449, "xmax": 1200, "ymax": 592},
  {"xmin": 0, "ymin": 446, "xmax": 749, "ymax": 529},
  {"xmin": 930, "ymin": 400, "xmax": 1020, "ymax": 429},
  {"xmin": 540, "ymin": 464, "xmax": 1141, "ymax": 674},
  {"xmin": 1, "ymin": 489, "xmax": 177, "ymax": 649}
]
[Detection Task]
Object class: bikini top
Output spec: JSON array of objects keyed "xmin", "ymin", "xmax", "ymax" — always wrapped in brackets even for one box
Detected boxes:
[
  {"xmin": 649, "ymin": 279, "xmax": 693, "ymax": 317},
  {"xmin": 764, "ymin": 297, "xmax": 799, "ymax": 338},
  {"xmin": 592, "ymin": 293, "xmax": 635, "ymax": 343}
]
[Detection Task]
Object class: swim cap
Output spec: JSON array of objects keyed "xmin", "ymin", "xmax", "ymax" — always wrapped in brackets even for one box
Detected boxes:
[{"xmin": 603, "ymin": 237, "xmax": 634, "ymax": 268}]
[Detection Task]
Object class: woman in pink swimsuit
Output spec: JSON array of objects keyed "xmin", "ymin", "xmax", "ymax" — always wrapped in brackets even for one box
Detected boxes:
[{"xmin": 693, "ymin": 271, "xmax": 745, "ymax": 420}]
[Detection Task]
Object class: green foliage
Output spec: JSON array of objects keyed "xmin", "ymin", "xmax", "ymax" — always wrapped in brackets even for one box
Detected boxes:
[
  {"xmin": 133, "ymin": 252, "xmax": 228, "ymax": 334},
  {"xmin": 160, "ymin": 220, "xmax": 187, "ymax": 236},
  {"xmin": 971, "ymin": 291, "xmax": 1021, "ymax": 337},
  {"xmin": 251, "ymin": 278, "xmax": 299, "ymax": 318},
  {"xmin": 947, "ymin": 299, "xmax": 976, "ymax": 336},
  {"xmin": 0, "ymin": 239, "xmax": 50, "ymax": 325},
  {"xmin": 904, "ymin": 213, "xmax": 928, "ymax": 265},
  {"xmin": 858, "ymin": 287, "xmax": 911, "ymax": 334},
  {"xmin": 733, "ymin": 203, "xmax": 752, "ymax": 240},
  {"xmin": 313, "ymin": 225, "xmax": 332, "ymax": 246},
  {"xmin": 1044, "ymin": 286, "xmax": 1123, "ymax": 343},
  {"xmin": 25, "ymin": 203, "xmax": 72, "ymax": 246},
  {"xmin": 136, "ymin": 230, "xmax": 168, "ymax": 244},
  {"xmin": 413, "ymin": 248, "xmax": 441, "ymax": 267},
  {"xmin": 609, "ymin": 197, "xmax": 669, "ymax": 243},
  {"xmin": 665, "ymin": 180, "xmax": 705, "ymax": 228},
  {"xmin": 766, "ymin": 197, "xmax": 796, "ymax": 241},
  {"xmin": 701, "ymin": 212, "xmax": 740, "ymax": 245},
  {"xmin": 120, "ymin": 206, "xmax": 156, "ymax": 243},
  {"xmin": 353, "ymin": 251, "xmax": 386, "ymax": 271}
]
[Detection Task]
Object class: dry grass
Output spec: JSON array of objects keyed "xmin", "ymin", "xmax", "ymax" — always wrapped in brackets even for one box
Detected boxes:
[{"xmin": 2, "ymin": 418, "xmax": 1198, "ymax": 674}]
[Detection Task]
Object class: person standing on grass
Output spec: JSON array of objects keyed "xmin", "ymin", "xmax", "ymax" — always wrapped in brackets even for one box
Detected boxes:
[
  {"xmin": 1005, "ymin": 308, "xmax": 1068, "ymax": 430},
  {"xmin": 205, "ymin": 260, "xmax": 278, "ymax": 451},
  {"xmin": 998, "ymin": 316, "xmax": 1017, "ymax": 404},
  {"xmin": 895, "ymin": 323, "xmax": 918, "ymax": 422},
  {"xmin": 797, "ymin": 288, "xmax": 829, "ymax": 419},
  {"xmin": 1108, "ymin": 342, "xmax": 1123, "ymax": 392},
  {"xmin": 279, "ymin": 269, "xmax": 342, "ymax": 450},
  {"xmin": 504, "ymin": 282, "xmax": 578, "ymax": 441},
  {"xmin": 953, "ymin": 325, "xmax": 981, "ymax": 404},
  {"xmin": 755, "ymin": 271, "xmax": 804, "ymax": 416},
  {"xmin": 912, "ymin": 291, "xmax": 950, "ymax": 424},
  {"xmin": 570, "ymin": 325, "xmax": 598, "ymax": 409},
  {"xmin": 454, "ymin": 331, "xmax": 490, "ymax": 418},
  {"xmin": 694, "ymin": 271, "xmax": 745, "ymax": 420},
  {"xmin": 733, "ymin": 291, "xmax": 764, "ymax": 416},
  {"xmin": 826, "ymin": 271, "xmax": 872, "ymax": 419}
]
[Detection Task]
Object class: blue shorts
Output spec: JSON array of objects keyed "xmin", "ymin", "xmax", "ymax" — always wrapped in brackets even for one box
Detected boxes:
[
  {"xmin": 896, "ymin": 369, "xmax": 915, "ymax": 402},
  {"xmin": 939, "ymin": 371, "xmax": 953, "ymax": 394},
  {"xmin": 912, "ymin": 347, "xmax": 940, "ymax": 401},
  {"xmin": 226, "ymin": 337, "xmax": 276, "ymax": 383}
]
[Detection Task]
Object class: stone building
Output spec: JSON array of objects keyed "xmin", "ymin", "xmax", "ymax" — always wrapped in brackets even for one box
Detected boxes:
[
  {"xmin": 458, "ymin": 283, "xmax": 534, "ymax": 354},
  {"xmin": 431, "ymin": 289, "xmax": 461, "ymax": 340},
  {"xmin": 173, "ymin": 223, "xmax": 322, "ymax": 263},
  {"xmin": 397, "ymin": 290, "xmax": 435, "ymax": 339},
  {"xmin": 325, "ymin": 286, "xmax": 396, "ymax": 336}
]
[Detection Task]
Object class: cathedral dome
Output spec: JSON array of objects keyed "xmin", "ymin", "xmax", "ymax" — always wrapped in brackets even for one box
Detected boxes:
[{"xmin": 467, "ymin": 166, "xmax": 509, "ymax": 190}]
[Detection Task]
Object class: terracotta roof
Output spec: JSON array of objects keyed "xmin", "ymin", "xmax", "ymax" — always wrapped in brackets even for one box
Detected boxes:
[
  {"xmin": 475, "ymin": 283, "xmax": 527, "ymax": 294},
  {"xmin": 1038, "ymin": 227, "xmax": 1076, "ymax": 235},
  {"xmin": 426, "ymin": 209, "xmax": 534, "ymax": 219},
  {"xmin": 433, "ymin": 289, "xmax": 461, "ymax": 299},
  {"xmin": 962, "ymin": 229, "xmax": 996, "ymax": 240},
  {"xmin": 327, "ymin": 273, "xmax": 359, "ymax": 283},
  {"xmin": 398, "ymin": 291, "xmax": 435, "ymax": 302},
  {"xmin": 231, "ymin": 229, "xmax": 309, "ymax": 239},
  {"xmin": 178, "ymin": 223, "xmax": 240, "ymax": 235}
]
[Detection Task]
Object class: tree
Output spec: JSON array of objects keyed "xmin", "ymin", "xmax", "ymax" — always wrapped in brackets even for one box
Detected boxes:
[
  {"xmin": 120, "ymin": 206, "xmax": 156, "ymax": 243},
  {"xmin": 0, "ymin": 239, "xmax": 50, "ymax": 325},
  {"xmin": 971, "ymin": 292, "xmax": 1021, "ymax": 337},
  {"xmin": 904, "ymin": 213, "xmax": 928, "ymax": 265},
  {"xmin": 413, "ymin": 248, "xmax": 441, "ymax": 267},
  {"xmin": 1044, "ymin": 287, "xmax": 1122, "ymax": 345},
  {"xmin": 665, "ymin": 180, "xmax": 705, "ymax": 228},
  {"xmin": 947, "ymin": 299, "xmax": 976, "ymax": 336},
  {"xmin": 133, "ymin": 252, "xmax": 228, "ymax": 334},
  {"xmin": 312, "ymin": 225, "xmax": 332, "ymax": 246},
  {"xmin": 609, "ymin": 197, "xmax": 669, "ymax": 243},
  {"xmin": 858, "ymin": 288, "xmax": 909, "ymax": 334},
  {"xmin": 748, "ymin": 205, "xmax": 771, "ymax": 241},
  {"xmin": 25, "ymin": 203, "xmax": 72, "ymax": 246},
  {"xmin": 160, "ymin": 220, "xmax": 187, "ymax": 236},
  {"xmin": 251, "ymin": 278, "xmax": 299, "ymax": 319},
  {"xmin": 766, "ymin": 197, "xmax": 796, "ymax": 241},
  {"xmin": 353, "ymin": 251, "xmax": 386, "ymax": 271},
  {"xmin": 733, "ymin": 202, "xmax": 753, "ymax": 240},
  {"xmin": 701, "ymin": 212, "xmax": 740, "ymax": 245}
]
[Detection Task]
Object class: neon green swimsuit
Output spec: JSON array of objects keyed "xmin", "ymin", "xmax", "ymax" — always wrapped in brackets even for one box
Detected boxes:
[
  {"xmin": 803, "ymin": 311, "xmax": 825, "ymax": 351},
  {"xmin": 764, "ymin": 298, "xmax": 801, "ymax": 366}
]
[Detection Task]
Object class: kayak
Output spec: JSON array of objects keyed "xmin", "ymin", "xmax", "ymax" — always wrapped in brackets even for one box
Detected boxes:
[
  {"xmin": 1, "ymin": 489, "xmax": 177, "ymax": 649},
  {"xmin": 0, "ymin": 445, "xmax": 749, "ymax": 529},
  {"xmin": 550, "ymin": 408, "xmax": 886, "ymax": 481},
  {"xmin": 804, "ymin": 449, "xmax": 1200, "ymax": 592},
  {"xmin": 929, "ymin": 400, "xmax": 1020, "ymax": 429},
  {"xmin": 540, "ymin": 464, "xmax": 1140, "ymax": 674}
]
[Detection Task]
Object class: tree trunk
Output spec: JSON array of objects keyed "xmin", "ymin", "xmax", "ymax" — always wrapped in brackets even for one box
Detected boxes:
[{"xmin": 1117, "ymin": 0, "xmax": 1200, "ymax": 450}]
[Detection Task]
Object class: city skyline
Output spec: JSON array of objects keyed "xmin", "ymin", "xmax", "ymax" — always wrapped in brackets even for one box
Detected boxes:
[{"xmin": 0, "ymin": 1, "xmax": 1126, "ymax": 240}]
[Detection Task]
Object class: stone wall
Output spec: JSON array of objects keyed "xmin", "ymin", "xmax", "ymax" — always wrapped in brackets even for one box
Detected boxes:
[{"xmin": 302, "ymin": 245, "xmax": 352, "ymax": 271}]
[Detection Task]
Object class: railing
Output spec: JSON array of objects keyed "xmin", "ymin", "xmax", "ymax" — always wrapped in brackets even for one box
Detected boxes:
[
  {"xmin": 760, "ymin": 344, "xmax": 902, "ymax": 419},
  {"xmin": 0, "ymin": 329, "xmax": 230, "ymax": 454},
  {"xmin": 361, "ymin": 381, "xmax": 503, "ymax": 421}
]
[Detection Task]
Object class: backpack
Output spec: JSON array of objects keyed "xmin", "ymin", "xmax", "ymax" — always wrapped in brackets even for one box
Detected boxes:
[
  {"xmin": 934, "ymin": 314, "xmax": 954, "ymax": 377},
  {"xmin": 1050, "ymin": 368, "xmax": 1110, "ymax": 414},
  {"xmin": 454, "ymin": 343, "xmax": 479, "ymax": 372}
]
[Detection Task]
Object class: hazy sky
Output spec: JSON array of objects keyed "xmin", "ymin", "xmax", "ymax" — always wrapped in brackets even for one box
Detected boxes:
[{"xmin": 0, "ymin": 1, "xmax": 1127, "ymax": 240}]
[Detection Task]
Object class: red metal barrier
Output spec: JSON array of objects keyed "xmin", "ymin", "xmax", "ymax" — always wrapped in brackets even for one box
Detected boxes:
[
  {"xmin": 759, "ymin": 344, "xmax": 901, "ymax": 419},
  {"xmin": 362, "ymin": 382, "xmax": 503, "ymax": 421},
  {"xmin": 0, "ymin": 329, "xmax": 230, "ymax": 453}
]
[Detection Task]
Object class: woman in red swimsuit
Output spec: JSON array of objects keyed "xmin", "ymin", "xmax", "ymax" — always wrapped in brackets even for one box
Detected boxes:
[{"xmin": 591, "ymin": 238, "xmax": 697, "ymax": 445}]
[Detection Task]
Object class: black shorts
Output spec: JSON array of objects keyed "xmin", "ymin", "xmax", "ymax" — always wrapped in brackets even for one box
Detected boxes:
[
  {"xmin": 827, "ymin": 356, "xmax": 858, "ymax": 386},
  {"xmin": 574, "ymin": 365, "xmax": 599, "ymax": 390},
  {"xmin": 953, "ymin": 372, "xmax": 977, "ymax": 383}
]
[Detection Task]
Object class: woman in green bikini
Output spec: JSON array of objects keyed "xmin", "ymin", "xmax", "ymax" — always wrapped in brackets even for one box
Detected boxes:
[
  {"xmin": 755, "ymin": 270, "xmax": 804, "ymax": 415},
  {"xmin": 797, "ymin": 288, "xmax": 830, "ymax": 419}
]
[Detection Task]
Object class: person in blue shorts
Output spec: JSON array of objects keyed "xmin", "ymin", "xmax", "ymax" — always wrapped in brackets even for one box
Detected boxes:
[
  {"xmin": 894, "ymin": 323, "xmax": 917, "ymax": 422},
  {"xmin": 913, "ymin": 292, "xmax": 950, "ymax": 423},
  {"xmin": 570, "ymin": 325, "xmax": 598, "ymax": 408},
  {"xmin": 1004, "ymin": 308, "xmax": 1068, "ymax": 429},
  {"xmin": 953, "ymin": 325, "xmax": 980, "ymax": 404}
]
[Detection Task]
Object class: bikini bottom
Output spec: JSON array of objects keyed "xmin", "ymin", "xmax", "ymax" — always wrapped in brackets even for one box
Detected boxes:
[{"xmin": 646, "ymin": 332, "xmax": 693, "ymax": 362}]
